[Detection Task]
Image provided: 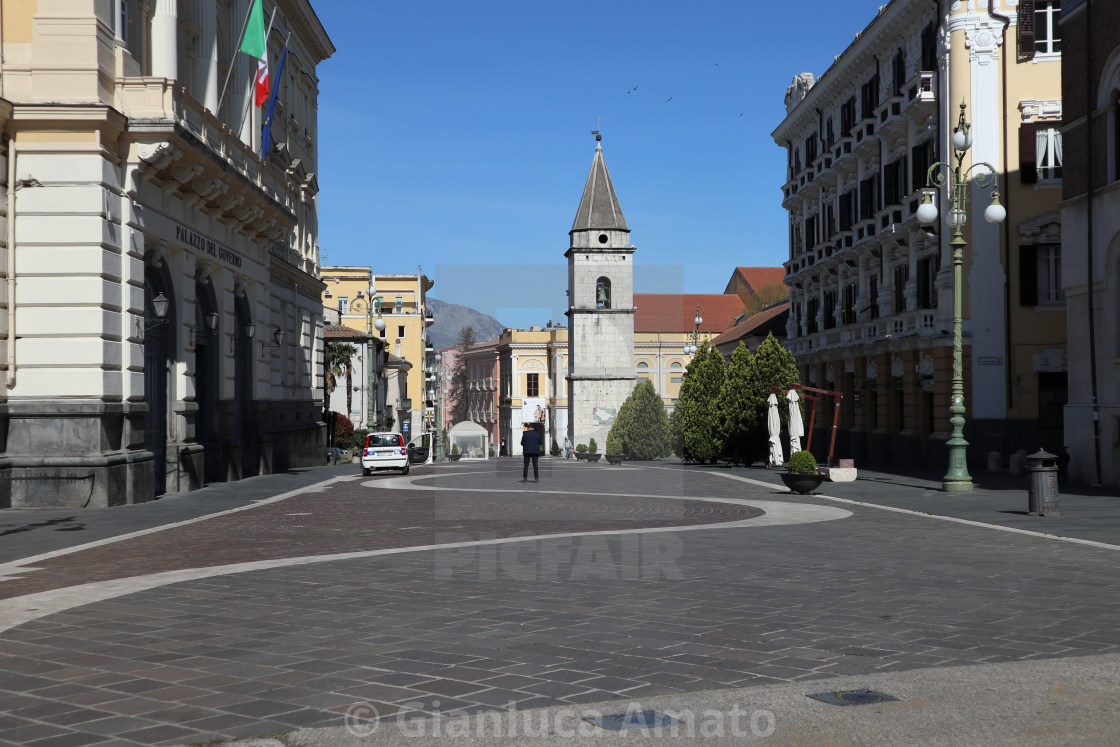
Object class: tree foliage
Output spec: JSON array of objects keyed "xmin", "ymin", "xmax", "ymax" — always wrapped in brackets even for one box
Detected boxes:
[
  {"xmin": 607, "ymin": 380, "xmax": 671, "ymax": 459},
  {"xmin": 326, "ymin": 342, "xmax": 359, "ymax": 418},
  {"xmin": 716, "ymin": 341, "xmax": 757, "ymax": 464},
  {"xmin": 675, "ymin": 343, "xmax": 726, "ymax": 463},
  {"xmin": 719, "ymin": 332, "xmax": 800, "ymax": 464},
  {"xmin": 448, "ymin": 326, "xmax": 477, "ymax": 424},
  {"xmin": 330, "ymin": 412, "xmax": 354, "ymax": 448}
]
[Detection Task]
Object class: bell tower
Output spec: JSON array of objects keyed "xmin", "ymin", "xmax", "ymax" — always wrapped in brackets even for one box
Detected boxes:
[{"xmin": 566, "ymin": 132, "xmax": 636, "ymax": 450}]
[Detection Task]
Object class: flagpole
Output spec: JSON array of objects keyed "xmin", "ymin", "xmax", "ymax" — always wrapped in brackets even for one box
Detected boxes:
[
  {"xmin": 239, "ymin": 9, "xmax": 278, "ymax": 150},
  {"xmin": 216, "ymin": 0, "xmax": 256, "ymax": 114}
]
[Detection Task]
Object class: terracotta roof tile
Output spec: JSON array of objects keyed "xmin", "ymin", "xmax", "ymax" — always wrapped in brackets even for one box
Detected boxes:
[
  {"xmin": 324, "ymin": 324, "xmax": 367, "ymax": 339},
  {"xmin": 634, "ymin": 294, "xmax": 744, "ymax": 333},
  {"xmin": 710, "ymin": 302, "xmax": 790, "ymax": 347},
  {"xmin": 736, "ymin": 266, "xmax": 787, "ymax": 291}
]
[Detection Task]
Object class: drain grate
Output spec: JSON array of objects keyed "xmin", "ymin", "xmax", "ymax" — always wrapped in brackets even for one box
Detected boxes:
[
  {"xmin": 807, "ymin": 689, "xmax": 900, "ymax": 707},
  {"xmin": 584, "ymin": 710, "xmax": 681, "ymax": 731}
]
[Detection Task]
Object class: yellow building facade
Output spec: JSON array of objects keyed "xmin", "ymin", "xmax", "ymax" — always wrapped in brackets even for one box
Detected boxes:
[{"xmin": 320, "ymin": 267, "xmax": 434, "ymax": 438}]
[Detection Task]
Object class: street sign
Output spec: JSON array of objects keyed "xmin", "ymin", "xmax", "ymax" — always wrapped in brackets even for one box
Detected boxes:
[{"xmin": 403, "ymin": 421, "xmax": 411, "ymax": 434}]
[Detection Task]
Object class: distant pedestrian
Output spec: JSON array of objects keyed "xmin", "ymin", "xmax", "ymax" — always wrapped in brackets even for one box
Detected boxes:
[
  {"xmin": 563, "ymin": 436, "xmax": 573, "ymax": 459},
  {"xmin": 521, "ymin": 424, "xmax": 542, "ymax": 482},
  {"xmin": 500, "ymin": 439, "xmax": 507, "ymax": 457}
]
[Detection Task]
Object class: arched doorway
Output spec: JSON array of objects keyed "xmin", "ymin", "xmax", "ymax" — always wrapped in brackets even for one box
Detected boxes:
[
  {"xmin": 143, "ymin": 276, "xmax": 172, "ymax": 497},
  {"xmin": 196, "ymin": 282, "xmax": 219, "ymax": 483},
  {"xmin": 234, "ymin": 294, "xmax": 257, "ymax": 479}
]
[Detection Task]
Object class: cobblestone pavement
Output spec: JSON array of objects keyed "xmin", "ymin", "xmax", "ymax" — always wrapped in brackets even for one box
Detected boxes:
[{"xmin": 0, "ymin": 460, "xmax": 1118, "ymax": 745}]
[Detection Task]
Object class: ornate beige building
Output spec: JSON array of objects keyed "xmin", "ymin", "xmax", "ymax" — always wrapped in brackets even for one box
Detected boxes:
[
  {"xmin": 773, "ymin": 0, "xmax": 1065, "ymax": 468},
  {"xmin": 0, "ymin": 1, "xmax": 333, "ymax": 507}
]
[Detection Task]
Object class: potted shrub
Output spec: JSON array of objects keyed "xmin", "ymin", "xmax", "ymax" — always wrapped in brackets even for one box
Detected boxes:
[
  {"xmin": 586, "ymin": 437, "xmax": 602, "ymax": 463},
  {"xmin": 450, "ymin": 443, "xmax": 462, "ymax": 462},
  {"xmin": 550, "ymin": 439, "xmax": 561, "ymax": 457},
  {"xmin": 605, "ymin": 431, "xmax": 625, "ymax": 465},
  {"xmin": 575, "ymin": 443, "xmax": 588, "ymax": 460},
  {"xmin": 780, "ymin": 450, "xmax": 823, "ymax": 494}
]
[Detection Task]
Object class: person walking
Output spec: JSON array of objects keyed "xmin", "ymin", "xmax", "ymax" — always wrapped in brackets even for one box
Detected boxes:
[
  {"xmin": 563, "ymin": 436, "xmax": 573, "ymax": 460},
  {"xmin": 520, "ymin": 423, "xmax": 542, "ymax": 482}
]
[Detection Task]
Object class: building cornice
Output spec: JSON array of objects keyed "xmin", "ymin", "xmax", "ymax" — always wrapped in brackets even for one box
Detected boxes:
[
  {"xmin": 278, "ymin": 0, "xmax": 336, "ymax": 63},
  {"xmin": 772, "ymin": 0, "xmax": 939, "ymax": 142}
]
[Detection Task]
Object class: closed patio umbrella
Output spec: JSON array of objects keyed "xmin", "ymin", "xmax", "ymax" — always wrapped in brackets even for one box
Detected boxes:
[
  {"xmin": 787, "ymin": 389, "xmax": 804, "ymax": 453},
  {"xmin": 767, "ymin": 393, "xmax": 784, "ymax": 467}
]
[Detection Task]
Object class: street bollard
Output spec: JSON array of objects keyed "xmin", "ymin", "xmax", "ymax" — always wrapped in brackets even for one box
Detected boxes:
[{"xmin": 1027, "ymin": 448, "xmax": 1060, "ymax": 516}]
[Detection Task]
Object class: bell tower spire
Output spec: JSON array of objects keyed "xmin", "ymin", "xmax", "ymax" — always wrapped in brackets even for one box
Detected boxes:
[{"xmin": 565, "ymin": 133, "xmax": 636, "ymax": 451}]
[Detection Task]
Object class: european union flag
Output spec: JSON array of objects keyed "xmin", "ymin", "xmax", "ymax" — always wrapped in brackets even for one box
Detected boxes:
[{"xmin": 260, "ymin": 38, "xmax": 288, "ymax": 158}]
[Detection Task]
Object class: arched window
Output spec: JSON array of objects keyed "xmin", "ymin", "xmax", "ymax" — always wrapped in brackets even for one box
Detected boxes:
[
  {"xmin": 637, "ymin": 361, "xmax": 649, "ymax": 369},
  {"xmin": 596, "ymin": 277, "xmax": 611, "ymax": 309},
  {"xmin": 670, "ymin": 361, "xmax": 683, "ymax": 369}
]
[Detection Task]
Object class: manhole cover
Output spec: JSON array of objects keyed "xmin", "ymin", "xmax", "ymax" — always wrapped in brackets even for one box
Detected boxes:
[
  {"xmin": 807, "ymin": 689, "xmax": 899, "ymax": 706},
  {"xmin": 584, "ymin": 710, "xmax": 681, "ymax": 731}
]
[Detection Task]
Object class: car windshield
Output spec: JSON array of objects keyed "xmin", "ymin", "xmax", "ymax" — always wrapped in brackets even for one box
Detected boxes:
[{"xmin": 368, "ymin": 435, "xmax": 400, "ymax": 447}]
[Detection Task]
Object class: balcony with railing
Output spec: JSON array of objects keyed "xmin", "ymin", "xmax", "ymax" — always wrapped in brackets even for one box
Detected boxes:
[
  {"xmin": 790, "ymin": 306, "xmax": 946, "ymax": 357},
  {"xmin": 905, "ymin": 71, "xmax": 936, "ymax": 119},
  {"xmin": 876, "ymin": 95, "xmax": 907, "ymax": 138}
]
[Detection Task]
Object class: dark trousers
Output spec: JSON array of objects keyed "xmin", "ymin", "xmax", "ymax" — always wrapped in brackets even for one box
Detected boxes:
[{"xmin": 523, "ymin": 454, "xmax": 539, "ymax": 479}]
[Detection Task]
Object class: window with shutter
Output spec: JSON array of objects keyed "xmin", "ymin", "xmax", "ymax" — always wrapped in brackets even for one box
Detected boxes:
[
  {"xmin": 1018, "ymin": 0, "xmax": 1036, "ymax": 61},
  {"xmin": 1034, "ymin": 1, "xmax": 1061, "ymax": 56}
]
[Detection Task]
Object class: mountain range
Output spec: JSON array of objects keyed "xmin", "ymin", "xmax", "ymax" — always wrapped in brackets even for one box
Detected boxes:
[{"xmin": 426, "ymin": 298, "xmax": 505, "ymax": 351}]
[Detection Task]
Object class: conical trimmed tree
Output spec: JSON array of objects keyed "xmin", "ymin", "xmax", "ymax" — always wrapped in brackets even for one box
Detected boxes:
[
  {"xmin": 607, "ymin": 380, "xmax": 671, "ymax": 460},
  {"xmin": 717, "ymin": 341, "xmax": 756, "ymax": 464},
  {"xmin": 676, "ymin": 342, "xmax": 726, "ymax": 463},
  {"xmin": 739, "ymin": 332, "xmax": 801, "ymax": 464}
]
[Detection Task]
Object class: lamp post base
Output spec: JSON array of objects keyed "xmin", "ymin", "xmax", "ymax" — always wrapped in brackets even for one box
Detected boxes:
[
  {"xmin": 941, "ymin": 477, "xmax": 974, "ymax": 493},
  {"xmin": 942, "ymin": 433, "xmax": 972, "ymax": 493}
]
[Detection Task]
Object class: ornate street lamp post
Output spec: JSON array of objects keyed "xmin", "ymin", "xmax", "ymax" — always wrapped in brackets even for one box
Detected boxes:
[
  {"xmin": 683, "ymin": 305, "xmax": 703, "ymax": 355},
  {"xmin": 917, "ymin": 100, "xmax": 1006, "ymax": 493},
  {"xmin": 349, "ymin": 286, "xmax": 385, "ymax": 430}
]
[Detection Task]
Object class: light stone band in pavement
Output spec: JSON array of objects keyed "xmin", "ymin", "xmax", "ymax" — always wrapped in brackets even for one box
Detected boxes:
[{"xmin": 1, "ymin": 461, "xmax": 1119, "ymax": 746}]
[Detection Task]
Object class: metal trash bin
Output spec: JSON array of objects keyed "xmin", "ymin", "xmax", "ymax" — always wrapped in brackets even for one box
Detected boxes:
[{"xmin": 1027, "ymin": 448, "xmax": 1060, "ymax": 516}]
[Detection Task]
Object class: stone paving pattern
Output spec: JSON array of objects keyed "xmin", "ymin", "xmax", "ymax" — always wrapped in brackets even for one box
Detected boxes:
[
  {"xmin": 0, "ymin": 470, "xmax": 759, "ymax": 601},
  {"xmin": 0, "ymin": 461, "xmax": 1119, "ymax": 745}
]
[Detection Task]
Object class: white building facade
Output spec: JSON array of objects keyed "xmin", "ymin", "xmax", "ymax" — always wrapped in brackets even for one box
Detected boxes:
[
  {"xmin": 773, "ymin": 0, "xmax": 1065, "ymax": 469},
  {"xmin": 0, "ymin": 1, "xmax": 334, "ymax": 507}
]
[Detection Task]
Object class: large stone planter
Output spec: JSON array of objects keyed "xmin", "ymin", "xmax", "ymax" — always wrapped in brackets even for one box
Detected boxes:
[
  {"xmin": 605, "ymin": 454, "xmax": 624, "ymax": 465},
  {"xmin": 779, "ymin": 472, "xmax": 824, "ymax": 494},
  {"xmin": 450, "ymin": 453, "xmax": 462, "ymax": 462},
  {"xmin": 585, "ymin": 453, "xmax": 601, "ymax": 463}
]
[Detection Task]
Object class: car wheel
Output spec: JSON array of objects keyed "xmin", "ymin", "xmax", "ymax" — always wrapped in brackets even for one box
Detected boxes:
[
  {"xmin": 400, "ymin": 463, "xmax": 409, "ymax": 475},
  {"xmin": 362, "ymin": 467, "xmax": 370, "ymax": 476}
]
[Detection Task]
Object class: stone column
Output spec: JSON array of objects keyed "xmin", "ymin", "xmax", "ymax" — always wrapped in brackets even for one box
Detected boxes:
[
  {"xmin": 151, "ymin": 0, "xmax": 177, "ymax": 79},
  {"xmin": 196, "ymin": 0, "xmax": 219, "ymax": 112}
]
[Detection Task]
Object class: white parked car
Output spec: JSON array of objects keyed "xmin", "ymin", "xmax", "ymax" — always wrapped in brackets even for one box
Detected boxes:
[{"xmin": 361, "ymin": 432, "xmax": 409, "ymax": 475}]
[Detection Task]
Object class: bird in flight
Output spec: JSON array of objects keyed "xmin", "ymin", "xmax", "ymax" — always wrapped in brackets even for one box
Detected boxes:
[
  {"xmin": 665, "ymin": 96, "xmax": 673, "ymax": 102},
  {"xmin": 627, "ymin": 84, "xmax": 638, "ymax": 94}
]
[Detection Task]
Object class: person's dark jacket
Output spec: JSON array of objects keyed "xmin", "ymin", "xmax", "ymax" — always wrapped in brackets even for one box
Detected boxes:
[{"xmin": 521, "ymin": 429, "xmax": 542, "ymax": 455}]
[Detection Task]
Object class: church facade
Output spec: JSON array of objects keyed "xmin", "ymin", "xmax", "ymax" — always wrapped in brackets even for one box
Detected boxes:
[{"xmin": 566, "ymin": 135, "xmax": 636, "ymax": 451}]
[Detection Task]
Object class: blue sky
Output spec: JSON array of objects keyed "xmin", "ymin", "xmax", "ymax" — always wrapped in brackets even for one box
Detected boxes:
[{"xmin": 313, "ymin": 1, "xmax": 887, "ymax": 328}]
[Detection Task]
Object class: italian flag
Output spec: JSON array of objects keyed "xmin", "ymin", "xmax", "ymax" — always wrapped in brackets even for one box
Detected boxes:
[{"xmin": 239, "ymin": 0, "xmax": 269, "ymax": 107}]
